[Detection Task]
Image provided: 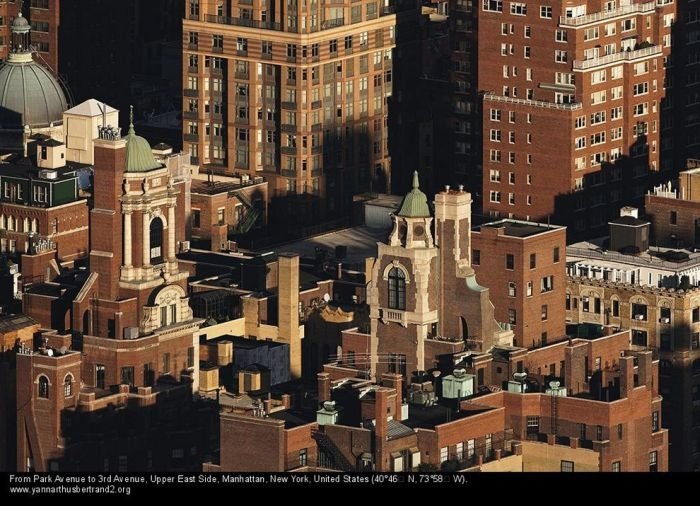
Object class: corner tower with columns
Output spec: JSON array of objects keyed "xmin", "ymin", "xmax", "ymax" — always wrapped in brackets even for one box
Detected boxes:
[
  {"xmin": 368, "ymin": 173, "xmax": 512, "ymax": 378},
  {"xmin": 81, "ymin": 109, "xmax": 199, "ymax": 390}
]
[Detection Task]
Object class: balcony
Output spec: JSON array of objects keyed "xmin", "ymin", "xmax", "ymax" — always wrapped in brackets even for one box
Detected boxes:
[
  {"xmin": 281, "ymin": 147, "xmax": 297, "ymax": 155},
  {"xmin": 322, "ymin": 18, "xmax": 344, "ymax": 29},
  {"xmin": 380, "ymin": 308, "xmax": 406, "ymax": 326},
  {"xmin": 204, "ymin": 14, "xmax": 282, "ymax": 31},
  {"xmin": 183, "ymin": 111, "xmax": 198, "ymax": 120},
  {"xmin": 184, "ymin": 133, "xmax": 199, "ymax": 142},
  {"xmin": 281, "ymin": 169, "xmax": 297, "ymax": 178},
  {"xmin": 572, "ymin": 45, "xmax": 662, "ymax": 71},
  {"xmin": 483, "ymin": 93, "xmax": 582, "ymax": 111},
  {"xmin": 281, "ymin": 124, "xmax": 297, "ymax": 133},
  {"xmin": 184, "ymin": 88, "xmax": 198, "ymax": 97},
  {"xmin": 559, "ymin": 1, "xmax": 655, "ymax": 27}
]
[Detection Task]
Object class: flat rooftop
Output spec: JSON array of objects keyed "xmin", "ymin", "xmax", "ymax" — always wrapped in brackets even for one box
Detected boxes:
[
  {"xmin": 475, "ymin": 219, "xmax": 564, "ymax": 238},
  {"xmin": 567, "ymin": 238, "xmax": 700, "ymax": 270},
  {"xmin": 0, "ymin": 313, "xmax": 37, "ymax": 332},
  {"xmin": 403, "ymin": 403, "xmax": 494, "ymax": 430},
  {"xmin": 191, "ymin": 173, "xmax": 265, "ymax": 195},
  {"xmin": 273, "ymin": 226, "xmax": 387, "ymax": 264}
]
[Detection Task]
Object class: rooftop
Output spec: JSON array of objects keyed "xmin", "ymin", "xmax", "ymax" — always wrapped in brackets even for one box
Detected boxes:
[
  {"xmin": 567, "ymin": 238, "xmax": 700, "ymax": 271},
  {"xmin": 0, "ymin": 313, "xmax": 37, "ymax": 333},
  {"xmin": 275, "ymin": 226, "xmax": 387, "ymax": 265},
  {"xmin": 191, "ymin": 172, "xmax": 265, "ymax": 195},
  {"xmin": 610, "ymin": 215, "xmax": 648, "ymax": 227},
  {"xmin": 475, "ymin": 219, "xmax": 564, "ymax": 238},
  {"xmin": 403, "ymin": 403, "xmax": 494, "ymax": 430}
]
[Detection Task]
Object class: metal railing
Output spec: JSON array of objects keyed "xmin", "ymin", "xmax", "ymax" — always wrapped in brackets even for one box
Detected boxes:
[
  {"xmin": 573, "ymin": 45, "xmax": 662, "ymax": 70},
  {"xmin": 483, "ymin": 93, "xmax": 583, "ymax": 111},
  {"xmin": 559, "ymin": 2, "xmax": 655, "ymax": 26}
]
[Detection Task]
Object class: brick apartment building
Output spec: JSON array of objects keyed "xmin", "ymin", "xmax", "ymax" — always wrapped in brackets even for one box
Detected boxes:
[
  {"xmin": 190, "ymin": 172, "xmax": 268, "ymax": 250},
  {"xmin": 645, "ymin": 163, "xmax": 700, "ymax": 248},
  {"xmin": 472, "ymin": 219, "xmax": 566, "ymax": 348},
  {"xmin": 210, "ymin": 325, "xmax": 667, "ymax": 472},
  {"xmin": 478, "ymin": 0, "xmax": 675, "ymax": 237},
  {"xmin": 181, "ymin": 0, "xmax": 396, "ymax": 214}
]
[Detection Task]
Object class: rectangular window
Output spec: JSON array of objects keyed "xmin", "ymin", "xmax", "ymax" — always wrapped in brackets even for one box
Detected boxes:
[
  {"xmin": 508, "ymin": 309, "xmax": 517, "ymax": 325},
  {"xmin": 652, "ymin": 411, "xmax": 659, "ymax": 432},
  {"xmin": 553, "ymin": 247, "xmax": 560, "ymax": 263},
  {"xmin": 529, "ymin": 253, "xmax": 536, "ymax": 269},
  {"xmin": 540, "ymin": 5, "xmax": 552, "ymax": 18},
  {"xmin": 612, "ymin": 461, "xmax": 621, "ymax": 472},
  {"xmin": 472, "ymin": 250, "xmax": 481, "ymax": 266},
  {"xmin": 506, "ymin": 254, "xmax": 514, "ymax": 270},
  {"xmin": 649, "ymin": 451, "xmax": 658, "ymax": 472},
  {"xmin": 508, "ymin": 281, "xmax": 516, "ymax": 297},
  {"xmin": 527, "ymin": 281, "xmax": 533, "ymax": 297},
  {"xmin": 561, "ymin": 460, "xmax": 574, "ymax": 472},
  {"xmin": 120, "ymin": 366, "xmax": 134, "ymax": 386},
  {"xmin": 541, "ymin": 305, "xmax": 548, "ymax": 321},
  {"xmin": 163, "ymin": 353, "xmax": 171, "ymax": 375}
]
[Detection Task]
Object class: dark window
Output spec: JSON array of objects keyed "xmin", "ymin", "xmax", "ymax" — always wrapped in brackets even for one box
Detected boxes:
[
  {"xmin": 96, "ymin": 364, "xmax": 105, "ymax": 389},
  {"xmin": 144, "ymin": 363, "xmax": 154, "ymax": 386},
  {"xmin": 477, "ymin": 368, "xmax": 484, "ymax": 386},
  {"xmin": 187, "ymin": 347, "xmax": 195, "ymax": 368},
  {"xmin": 388, "ymin": 267, "xmax": 406, "ymax": 310},
  {"xmin": 472, "ymin": 249, "xmax": 481, "ymax": 266},
  {"xmin": 594, "ymin": 297, "xmax": 601, "ymax": 314},
  {"xmin": 192, "ymin": 209, "xmax": 201, "ymax": 228},
  {"xmin": 694, "ymin": 333, "xmax": 700, "ymax": 350},
  {"xmin": 580, "ymin": 423, "xmax": 587, "ymax": 440},
  {"xmin": 38, "ymin": 376, "xmax": 49, "ymax": 398},
  {"xmin": 694, "ymin": 307, "xmax": 700, "ymax": 323},
  {"xmin": 632, "ymin": 303, "xmax": 647, "ymax": 321},
  {"xmin": 582, "ymin": 297, "xmax": 590, "ymax": 312},
  {"xmin": 107, "ymin": 319, "xmax": 115, "ymax": 338},
  {"xmin": 299, "ymin": 449, "xmax": 308, "ymax": 467},
  {"xmin": 632, "ymin": 330, "xmax": 648, "ymax": 347},
  {"xmin": 565, "ymin": 293, "xmax": 571, "ymax": 310},
  {"xmin": 530, "ymin": 253, "xmax": 536, "ymax": 269},
  {"xmin": 120, "ymin": 367, "xmax": 134, "ymax": 386},
  {"xmin": 506, "ymin": 254, "xmax": 514, "ymax": 270},
  {"xmin": 652, "ymin": 411, "xmax": 659, "ymax": 432},
  {"xmin": 618, "ymin": 423, "xmax": 623, "ymax": 439},
  {"xmin": 561, "ymin": 460, "xmax": 574, "ymax": 472},
  {"xmin": 553, "ymin": 247, "xmax": 560, "ymax": 263},
  {"xmin": 670, "ymin": 211, "xmax": 677, "ymax": 225},
  {"xmin": 596, "ymin": 425, "xmax": 603, "ymax": 441},
  {"xmin": 150, "ymin": 218, "xmax": 164, "ymax": 263},
  {"xmin": 163, "ymin": 353, "xmax": 171, "ymax": 375},
  {"xmin": 612, "ymin": 299, "xmax": 620, "ymax": 317},
  {"xmin": 64, "ymin": 375, "xmax": 72, "ymax": 397},
  {"xmin": 388, "ymin": 353, "xmax": 406, "ymax": 375}
]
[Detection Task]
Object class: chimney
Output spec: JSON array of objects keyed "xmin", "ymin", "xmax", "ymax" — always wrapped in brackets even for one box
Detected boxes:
[
  {"xmin": 619, "ymin": 355, "xmax": 635, "ymax": 398},
  {"xmin": 318, "ymin": 372, "xmax": 331, "ymax": 402},
  {"xmin": 381, "ymin": 372, "xmax": 404, "ymax": 421},
  {"xmin": 281, "ymin": 393, "xmax": 292, "ymax": 409},
  {"xmin": 375, "ymin": 389, "xmax": 389, "ymax": 438}
]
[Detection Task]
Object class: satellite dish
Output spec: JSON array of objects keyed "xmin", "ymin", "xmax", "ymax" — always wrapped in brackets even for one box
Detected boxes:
[
  {"xmin": 323, "ymin": 293, "xmax": 331, "ymax": 302},
  {"xmin": 46, "ymin": 349, "xmax": 54, "ymax": 357},
  {"xmin": 59, "ymin": 346, "xmax": 68, "ymax": 355}
]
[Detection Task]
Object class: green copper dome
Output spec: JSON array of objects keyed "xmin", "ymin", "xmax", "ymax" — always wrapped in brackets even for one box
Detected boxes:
[
  {"xmin": 124, "ymin": 106, "xmax": 161, "ymax": 172},
  {"xmin": 397, "ymin": 171, "xmax": 430, "ymax": 218}
]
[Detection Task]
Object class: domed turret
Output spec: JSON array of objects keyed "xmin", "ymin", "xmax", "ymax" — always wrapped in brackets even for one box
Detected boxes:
[
  {"xmin": 397, "ymin": 171, "xmax": 430, "ymax": 218},
  {"xmin": 0, "ymin": 10, "xmax": 68, "ymax": 144},
  {"xmin": 124, "ymin": 106, "xmax": 162, "ymax": 172}
]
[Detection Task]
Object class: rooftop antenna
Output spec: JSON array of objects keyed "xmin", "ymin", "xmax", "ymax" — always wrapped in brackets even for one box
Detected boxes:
[
  {"xmin": 102, "ymin": 102, "xmax": 107, "ymax": 129},
  {"xmin": 128, "ymin": 105, "xmax": 135, "ymax": 136}
]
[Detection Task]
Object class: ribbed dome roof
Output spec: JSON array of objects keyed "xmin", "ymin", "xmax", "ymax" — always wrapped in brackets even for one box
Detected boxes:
[
  {"xmin": 12, "ymin": 14, "xmax": 29, "ymax": 30},
  {"xmin": 0, "ymin": 60, "xmax": 68, "ymax": 128},
  {"xmin": 124, "ymin": 112, "xmax": 162, "ymax": 172},
  {"xmin": 397, "ymin": 171, "xmax": 431, "ymax": 218}
]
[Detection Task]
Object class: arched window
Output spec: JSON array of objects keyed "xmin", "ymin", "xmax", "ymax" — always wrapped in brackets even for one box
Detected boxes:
[
  {"xmin": 64, "ymin": 375, "xmax": 73, "ymax": 397},
  {"xmin": 388, "ymin": 267, "xmax": 406, "ymax": 310},
  {"xmin": 150, "ymin": 217, "xmax": 163, "ymax": 263},
  {"xmin": 38, "ymin": 376, "xmax": 49, "ymax": 398}
]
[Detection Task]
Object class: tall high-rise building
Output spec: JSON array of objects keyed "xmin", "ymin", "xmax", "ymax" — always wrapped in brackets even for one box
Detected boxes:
[
  {"xmin": 477, "ymin": 0, "xmax": 675, "ymax": 237},
  {"xmin": 182, "ymin": 0, "xmax": 396, "ymax": 215}
]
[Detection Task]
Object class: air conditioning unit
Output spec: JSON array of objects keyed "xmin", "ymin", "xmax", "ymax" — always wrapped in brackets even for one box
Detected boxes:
[
  {"xmin": 634, "ymin": 314, "xmax": 645, "ymax": 320},
  {"xmin": 660, "ymin": 317, "xmax": 671, "ymax": 324},
  {"xmin": 179, "ymin": 240, "xmax": 191, "ymax": 253},
  {"xmin": 123, "ymin": 327, "xmax": 140, "ymax": 340},
  {"xmin": 583, "ymin": 296, "xmax": 589, "ymax": 302},
  {"xmin": 227, "ymin": 240, "xmax": 238, "ymax": 252}
]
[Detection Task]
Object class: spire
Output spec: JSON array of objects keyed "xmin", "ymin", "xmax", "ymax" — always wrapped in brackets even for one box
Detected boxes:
[
  {"xmin": 128, "ymin": 105, "xmax": 135, "ymax": 136},
  {"xmin": 397, "ymin": 171, "xmax": 431, "ymax": 218}
]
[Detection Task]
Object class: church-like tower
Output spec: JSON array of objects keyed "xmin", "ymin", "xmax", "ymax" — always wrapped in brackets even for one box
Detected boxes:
[
  {"xmin": 368, "ymin": 173, "xmax": 513, "ymax": 379},
  {"xmin": 369, "ymin": 172, "xmax": 439, "ymax": 378}
]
